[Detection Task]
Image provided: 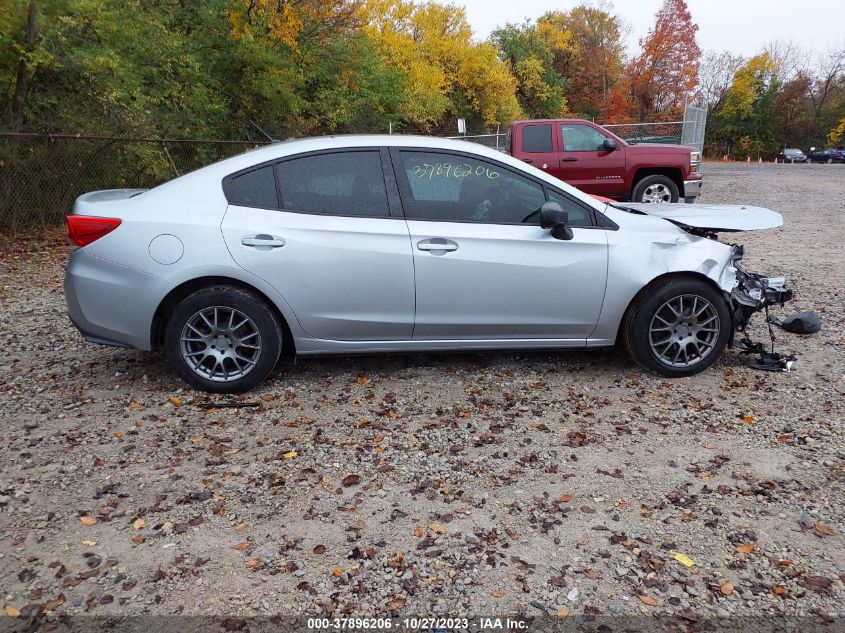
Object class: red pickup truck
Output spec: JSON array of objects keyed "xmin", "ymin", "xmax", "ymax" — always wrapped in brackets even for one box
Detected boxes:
[{"xmin": 506, "ymin": 119, "xmax": 702, "ymax": 203}]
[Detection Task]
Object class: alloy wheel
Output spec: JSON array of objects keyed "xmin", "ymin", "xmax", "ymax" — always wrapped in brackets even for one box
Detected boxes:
[
  {"xmin": 179, "ymin": 306, "xmax": 262, "ymax": 382},
  {"xmin": 648, "ymin": 294, "xmax": 720, "ymax": 368},
  {"xmin": 641, "ymin": 183, "xmax": 672, "ymax": 203}
]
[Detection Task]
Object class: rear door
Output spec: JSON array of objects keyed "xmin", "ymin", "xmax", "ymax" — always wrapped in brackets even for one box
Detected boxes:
[
  {"xmin": 557, "ymin": 123, "xmax": 626, "ymax": 196},
  {"xmin": 515, "ymin": 122, "xmax": 559, "ymax": 175},
  {"xmin": 220, "ymin": 148, "xmax": 415, "ymax": 341}
]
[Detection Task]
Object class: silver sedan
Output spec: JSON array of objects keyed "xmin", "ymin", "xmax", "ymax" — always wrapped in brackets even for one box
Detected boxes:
[{"xmin": 64, "ymin": 136, "xmax": 791, "ymax": 392}]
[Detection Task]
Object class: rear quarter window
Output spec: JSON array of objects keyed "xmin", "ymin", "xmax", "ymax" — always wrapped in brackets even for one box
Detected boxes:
[{"xmin": 223, "ymin": 165, "xmax": 278, "ymax": 208}]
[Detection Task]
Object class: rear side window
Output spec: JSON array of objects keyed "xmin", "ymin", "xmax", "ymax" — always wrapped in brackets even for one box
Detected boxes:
[
  {"xmin": 522, "ymin": 124, "xmax": 553, "ymax": 153},
  {"xmin": 276, "ymin": 151, "xmax": 390, "ymax": 216},
  {"xmin": 223, "ymin": 166, "xmax": 278, "ymax": 208}
]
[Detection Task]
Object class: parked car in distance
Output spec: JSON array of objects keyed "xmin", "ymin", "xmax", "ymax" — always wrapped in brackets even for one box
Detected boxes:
[
  {"xmin": 807, "ymin": 148, "xmax": 845, "ymax": 163},
  {"xmin": 64, "ymin": 135, "xmax": 791, "ymax": 393},
  {"xmin": 506, "ymin": 119, "xmax": 702, "ymax": 204},
  {"xmin": 777, "ymin": 148, "xmax": 808, "ymax": 163}
]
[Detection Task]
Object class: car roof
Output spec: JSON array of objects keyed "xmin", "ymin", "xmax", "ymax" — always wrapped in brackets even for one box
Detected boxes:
[{"xmin": 151, "ymin": 134, "xmax": 609, "ymax": 213}]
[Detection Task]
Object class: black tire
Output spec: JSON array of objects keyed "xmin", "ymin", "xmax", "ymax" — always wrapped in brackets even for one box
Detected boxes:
[
  {"xmin": 631, "ymin": 174, "xmax": 679, "ymax": 203},
  {"xmin": 623, "ymin": 277, "xmax": 731, "ymax": 377},
  {"xmin": 164, "ymin": 285, "xmax": 282, "ymax": 393}
]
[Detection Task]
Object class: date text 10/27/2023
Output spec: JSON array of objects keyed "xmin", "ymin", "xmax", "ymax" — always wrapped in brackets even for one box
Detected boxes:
[{"xmin": 305, "ymin": 616, "xmax": 529, "ymax": 631}]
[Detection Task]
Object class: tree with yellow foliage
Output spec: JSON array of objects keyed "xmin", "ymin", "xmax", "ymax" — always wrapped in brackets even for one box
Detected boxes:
[{"xmin": 361, "ymin": 0, "xmax": 520, "ymax": 130}]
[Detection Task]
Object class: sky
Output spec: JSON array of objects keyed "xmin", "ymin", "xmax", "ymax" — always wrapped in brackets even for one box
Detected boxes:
[{"xmin": 457, "ymin": 0, "xmax": 845, "ymax": 58}]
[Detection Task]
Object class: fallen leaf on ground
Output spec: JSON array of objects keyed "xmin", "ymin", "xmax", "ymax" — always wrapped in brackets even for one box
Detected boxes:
[
  {"xmin": 720, "ymin": 581, "xmax": 734, "ymax": 596},
  {"xmin": 313, "ymin": 544, "xmax": 326, "ymax": 555},
  {"xmin": 735, "ymin": 543, "xmax": 754, "ymax": 554},
  {"xmin": 428, "ymin": 523, "xmax": 446, "ymax": 534},
  {"xmin": 168, "ymin": 396, "xmax": 182, "ymax": 406},
  {"xmin": 741, "ymin": 415, "xmax": 755, "ymax": 423},
  {"xmin": 341, "ymin": 474, "xmax": 360, "ymax": 487},
  {"xmin": 244, "ymin": 559, "xmax": 261, "ymax": 569},
  {"xmin": 491, "ymin": 590, "xmax": 504, "ymax": 598},
  {"xmin": 670, "ymin": 551, "xmax": 695, "ymax": 567},
  {"xmin": 812, "ymin": 522, "xmax": 837, "ymax": 537},
  {"xmin": 232, "ymin": 542, "xmax": 251, "ymax": 551},
  {"xmin": 131, "ymin": 536, "xmax": 144, "ymax": 545},
  {"xmin": 332, "ymin": 567, "xmax": 343, "ymax": 576},
  {"xmin": 132, "ymin": 518, "xmax": 146, "ymax": 530},
  {"xmin": 235, "ymin": 522, "xmax": 248, "ymax": 532},
  {"xmin": 44, "ymin": 593, "xmax": 65, "ymax": 612},
  {"xmin": 559, "ymin": 494, "xmax": 572, "ymax": 503},
  {"xmin": 556, "ymin": 607, "xmax": 571, "ymax": 617},
  {"xmin": 81, "ymin": 539, "xmax": 96, "ymax": 546},
  {"xmin": 356, "ymin": 377, "xmax": 370, "ymax": 385},
  {"xmin": 638, "ymin": 595, "xmax": 657, "ymax": 606},
  {"xmin": 282, "ymin": 451, "xmax": 297, "ymax": 459},
  {"xmin": 4, "ymin": 605, "xmax": 21, "ymax": 618},
  {"xmin": 80, "ymin": 516, "xmax": 97, "ymax": 526}
]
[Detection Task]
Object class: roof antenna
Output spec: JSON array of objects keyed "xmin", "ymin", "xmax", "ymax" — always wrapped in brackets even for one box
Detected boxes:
[{"xmin": 249, "ymin": 119, "xmax": 279, "ymax": 143}]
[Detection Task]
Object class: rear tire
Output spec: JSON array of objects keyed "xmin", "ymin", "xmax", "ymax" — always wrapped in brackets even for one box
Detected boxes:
[
  {"xmin": 631, "ymin": 175, "xmax": 679, "ymax": 203},
  {"xmin": 623, "ymin": 277, "xmax": 731, "ymax": 377},
  {"xmin": 164, "ymin": 286, "xmax": 282, "ymax": 393}
]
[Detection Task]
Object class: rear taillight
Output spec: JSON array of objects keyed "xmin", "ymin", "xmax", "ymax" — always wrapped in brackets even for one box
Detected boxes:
[{"xmin": 66, "ymin": 215, "xmax": 122, "ymax": 247}]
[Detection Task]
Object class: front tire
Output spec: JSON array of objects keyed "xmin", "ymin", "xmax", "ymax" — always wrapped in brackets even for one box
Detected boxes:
[
  {"xmin": 623, "ymin": 277, "xmax": 731, "ymax": 377},
  {"xmin": 631, "ymin": 175, "xmax": 679, "ymax": 203},
  {"xmin": 164, "ymin": 286, "xmax": 282, "ymax": 393}
]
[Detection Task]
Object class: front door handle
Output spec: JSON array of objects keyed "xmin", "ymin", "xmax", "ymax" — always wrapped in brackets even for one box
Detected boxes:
[
  {"xmin": 561, "ymin": 157, "xmax": 578, "ymax": 162},
  {"xmin": 521, "ymin": 158, "xmax": 534, "ymax": 164},
  {"xmin": 241, "ymin": 234, "xmax": 286, "ymax": 250},
  {"xmin": 417, "ymin": 238, "xmax": 458, "ymax": 255}
]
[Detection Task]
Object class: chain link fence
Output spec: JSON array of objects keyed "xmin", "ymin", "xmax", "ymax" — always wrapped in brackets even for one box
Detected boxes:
[
  {"xmin": 0, "ymin": 133, "xmax": 268, "ymax": 234},
  {"xmin": 1, "ymin": 106, "xmax": 706, "ymax": 234}
]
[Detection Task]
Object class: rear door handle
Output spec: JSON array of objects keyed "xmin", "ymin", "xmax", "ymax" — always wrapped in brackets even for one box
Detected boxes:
[
  {"xmin": 241, "ymin": 234, "xmax": 286, "ymax": 250},
  {"xmin": 561, "ymin": 157, "xmax": 578, "ymax": 162},
  {"xmin": 417, "ymin": 238, "xmax": 458, "ymax": 254}
]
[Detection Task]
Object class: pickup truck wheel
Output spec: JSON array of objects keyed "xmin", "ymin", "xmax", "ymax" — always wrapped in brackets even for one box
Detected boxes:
[
  {"xmin": 623, "ymin": 277, "xmax": 731, "ymax": 377},
  {"xmin": 632, "ymin": 175, "xmax": 679, "ymax": 203}
]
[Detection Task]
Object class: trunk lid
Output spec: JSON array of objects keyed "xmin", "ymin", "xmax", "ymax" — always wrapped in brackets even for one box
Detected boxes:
[{"xmin": 72, "ymin": 189, "xmax": 147, "ymax": 216}]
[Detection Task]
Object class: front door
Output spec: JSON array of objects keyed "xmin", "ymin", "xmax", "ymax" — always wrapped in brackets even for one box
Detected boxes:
[
  {"xmin": 390, "ymin": 148, "xmax": 608, "ymax": 341},
  {"xmin": 221, "ymin": 149, "xmax": 415, "ymax": 341},
  {"xmin": 555, "ymin": 122, "xmax": 627, "ymax": 196}
]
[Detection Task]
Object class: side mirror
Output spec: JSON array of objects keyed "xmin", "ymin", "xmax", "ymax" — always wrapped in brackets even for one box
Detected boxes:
[
  {"xmin": 539, "ymin": 201, "xmax": 574, "ymax": 241},
  {"xmin": 602, "ymin": 138, "xmax": 618, "ymax": 151}
]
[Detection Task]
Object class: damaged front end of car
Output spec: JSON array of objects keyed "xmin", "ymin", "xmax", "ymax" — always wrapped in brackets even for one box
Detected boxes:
[
  {"xmin": 709, "ymin": 241, "xmax": 796, "ymax": 372},
  {"xmin": 727, "ymin": 244, "xmax": 793, "ymax": 338}
]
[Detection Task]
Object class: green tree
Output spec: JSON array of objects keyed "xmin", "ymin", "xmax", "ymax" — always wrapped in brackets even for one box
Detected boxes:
[{"xmin": 490, "ymin": 21, "xmax": 568, "ymax": 119}]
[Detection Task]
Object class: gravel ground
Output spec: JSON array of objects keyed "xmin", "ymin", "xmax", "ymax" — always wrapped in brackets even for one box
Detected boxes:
[{"xmin": 0, "ymin": 163, "xmax": 843, "ymax": 629}]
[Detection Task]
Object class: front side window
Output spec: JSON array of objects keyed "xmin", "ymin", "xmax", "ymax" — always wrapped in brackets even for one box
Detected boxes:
[
  {"xmin": 522, "ymin": 124, "xmax": 553, "ymax": 153},
  {"xmin": 546, "ymin": 189, "xmax": 594, "ymax": 227},
  {"xmin": 398, "ymin": 151, "xmax": 546, "ymax": 224},
  {"xmin": 276, "ymin": 151, "xmax": 390, "ymax": 216},
  {"xmin": 561, "ymin": 124, "xmax": 608, "ymax": 151},
  {"xmin": 223, "ymin": 165, "xmax": 278, "ymax": 208}
]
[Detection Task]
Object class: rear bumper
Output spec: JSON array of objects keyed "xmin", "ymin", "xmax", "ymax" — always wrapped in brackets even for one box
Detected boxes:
[
  {"xmin": 683, "ymin": 178, "xmax": 702, "ymax": 200},
  {"xmin": 64, "ymin": 249, "xmax": 169, "ymax": 351}
]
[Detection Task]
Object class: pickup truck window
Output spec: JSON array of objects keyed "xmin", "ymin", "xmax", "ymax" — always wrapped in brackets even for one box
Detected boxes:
[
  {"xmin": 561, "ymin": 124, "xmax": 607, "ymax": 151},
  {"xmin": 522, "ymin": 124, "xmax": 553, "ymax": 153}
]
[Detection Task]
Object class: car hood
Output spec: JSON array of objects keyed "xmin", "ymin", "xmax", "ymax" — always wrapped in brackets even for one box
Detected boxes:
[{"xmin": 616, "ymin": 203, "xmax": 783, "ymax": 232}]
